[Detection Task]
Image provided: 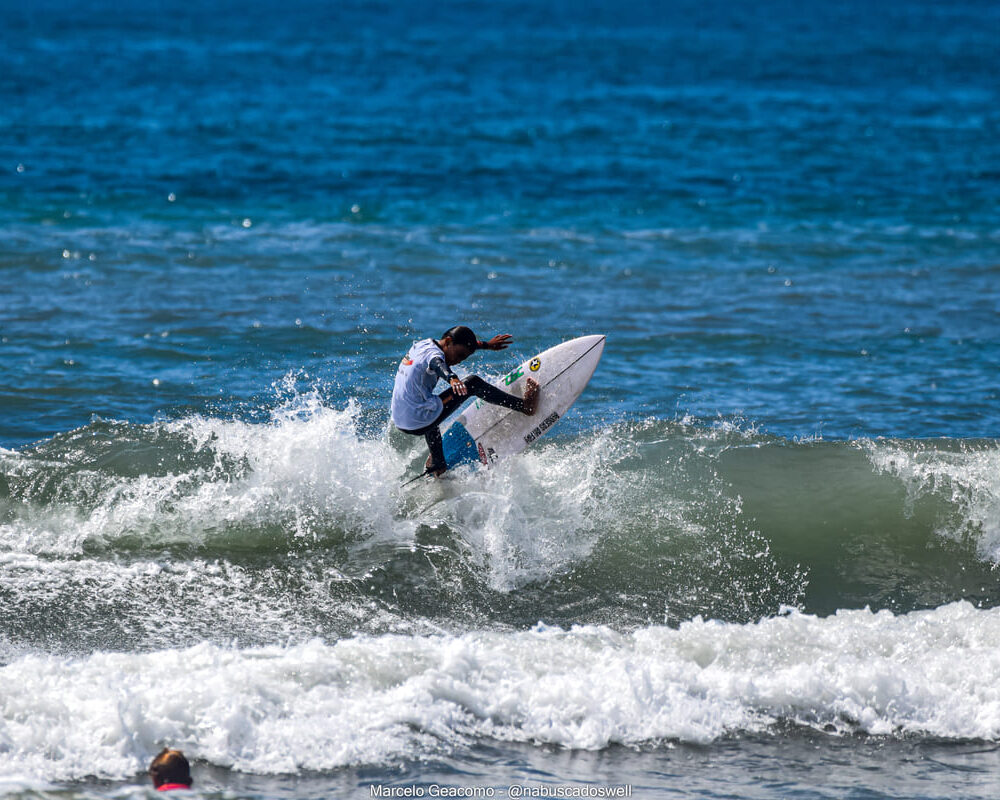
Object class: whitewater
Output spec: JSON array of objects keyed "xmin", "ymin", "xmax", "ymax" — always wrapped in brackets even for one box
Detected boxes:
[{"xmin": 3, "ymin": 396, "xmax": 1000, "ymax": 789}]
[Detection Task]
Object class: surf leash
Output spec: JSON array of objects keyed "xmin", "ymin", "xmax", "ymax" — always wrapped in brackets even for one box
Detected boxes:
[{"xmin": 401, "ymin": 467, "xmax": 435, "ymax": 487}]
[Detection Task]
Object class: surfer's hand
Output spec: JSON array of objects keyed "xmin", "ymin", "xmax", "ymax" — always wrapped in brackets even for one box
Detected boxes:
[
  {"xmin": 484, "ymin": 334, "xmax": 512, "ymax": 351},
  {"xmin": 450, "ymin": 376, "xmax": 468, "ymax": 396}
]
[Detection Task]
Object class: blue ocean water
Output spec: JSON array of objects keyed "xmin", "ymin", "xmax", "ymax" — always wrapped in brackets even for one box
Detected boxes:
[{"xmin": 2, "ymin": 0, "xmax": 1000, "ymax": 797}]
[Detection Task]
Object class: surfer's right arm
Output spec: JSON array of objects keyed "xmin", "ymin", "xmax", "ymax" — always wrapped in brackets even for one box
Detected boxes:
[{"xmin": 477, "ymin": 333, "xmax": 513, "ymax": 351}]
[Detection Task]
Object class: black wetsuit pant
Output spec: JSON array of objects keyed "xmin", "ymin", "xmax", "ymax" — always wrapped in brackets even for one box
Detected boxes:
[{"xmin": 399, "ymin": 375, "xmax": 529, "ymax": 471}]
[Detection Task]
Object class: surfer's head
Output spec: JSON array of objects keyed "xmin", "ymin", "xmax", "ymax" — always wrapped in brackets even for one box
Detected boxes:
[
  {"xmin": 148, "ymin": 748, "xmax": 193, "ymax": 790},
  {"xmin": 439, "ymin": 325, "xmax": 478, "ymax": 364}
]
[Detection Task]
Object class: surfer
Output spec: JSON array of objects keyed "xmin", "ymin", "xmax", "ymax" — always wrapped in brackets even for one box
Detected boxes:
[
  {"xmin": 148, "ymin": 748, "xmax": 193, "ymax": 792},
  {"xmin": 392, "ymin": 325, "xmax": 539, "ymax": 476}
]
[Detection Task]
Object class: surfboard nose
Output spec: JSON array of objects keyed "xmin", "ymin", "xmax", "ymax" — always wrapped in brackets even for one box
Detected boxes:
[
  {"xmin": 571, "ymin": 333, "xmax": 606, "ymax": 348},
  {"xmin": 574, "ymin": 334, "xmax": 606, "ymax": 360}
]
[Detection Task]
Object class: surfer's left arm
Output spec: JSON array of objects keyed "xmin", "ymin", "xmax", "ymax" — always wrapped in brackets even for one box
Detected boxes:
[
  {"xmin": 478, "ymin": 334, "xmax": 513, "ymax": 351},
  {"xmin": 429, "ymin": 356, "xmax": 469, "ymax": 397}
]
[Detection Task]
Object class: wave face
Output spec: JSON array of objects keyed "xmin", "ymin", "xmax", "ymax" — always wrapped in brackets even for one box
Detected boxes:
[{"xmin": 3, "ymin": 399, "xmax": 1000, "ymax": 662}]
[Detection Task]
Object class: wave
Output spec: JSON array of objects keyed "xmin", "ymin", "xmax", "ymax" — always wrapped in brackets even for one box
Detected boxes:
[
  {"xmin": 3, "ymin": 601, "xmax": 1000, "ymax": 782},
  {"xmin": 715, "ymin": 432, "xmax": 1000, "ymax": 613},
  {"xmin": 2, "ymin": 396, "xmax": 999, "ymax": 653}
]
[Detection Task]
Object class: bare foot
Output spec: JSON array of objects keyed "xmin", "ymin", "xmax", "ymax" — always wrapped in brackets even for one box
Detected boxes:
[
  {"xmin": 522, "ymin": 378, "xmax": 540, "ymax": 416},
  {"xmin": 425, "ymin": 454, "xmax": 447, "ymax": 477}
]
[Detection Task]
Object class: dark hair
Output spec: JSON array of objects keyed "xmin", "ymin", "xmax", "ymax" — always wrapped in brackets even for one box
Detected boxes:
[
  {"xmin": 149, "ymin": 748, "xmax": 192, "ymax": 788},
  {"xmin": 441, "ymin": 325, "xmax": 478, "ymax": 350}
]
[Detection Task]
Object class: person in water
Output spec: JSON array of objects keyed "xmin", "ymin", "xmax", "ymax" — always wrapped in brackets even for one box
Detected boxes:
[
  {"xmin": 148, "ymin": 748, "xmax": 193, "ymax": 792},
  {"xmin": 392, "ymin": 325, "xmax": 539, "ymax": 476}
]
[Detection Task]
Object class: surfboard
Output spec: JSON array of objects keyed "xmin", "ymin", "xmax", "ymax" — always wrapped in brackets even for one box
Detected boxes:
[{"xmin": 439, "ymin": 334, "xmax": 605, "ymax": 470}]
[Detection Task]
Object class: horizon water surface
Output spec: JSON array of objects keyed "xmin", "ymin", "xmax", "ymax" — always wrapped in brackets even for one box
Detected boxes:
[{"xmin": 2, "ymin": 0, "xmax": 1000, "ymax": 797}]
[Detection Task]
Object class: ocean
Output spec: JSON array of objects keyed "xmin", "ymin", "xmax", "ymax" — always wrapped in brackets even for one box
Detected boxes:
[{"xmin": 2, "ymin": 0, "xmax": 1000, "ymax": 796}]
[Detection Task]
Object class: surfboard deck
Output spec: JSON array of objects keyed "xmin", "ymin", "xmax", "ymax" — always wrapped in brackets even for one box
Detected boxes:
[{"xmin": 439, "ymin": 334, "xmax": 605, "ymax": 470}]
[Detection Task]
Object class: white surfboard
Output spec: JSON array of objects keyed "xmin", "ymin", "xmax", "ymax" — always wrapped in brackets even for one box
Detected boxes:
[{"xmin": 440, "ymin": 334, "xmax": 605, "ymax": 469}]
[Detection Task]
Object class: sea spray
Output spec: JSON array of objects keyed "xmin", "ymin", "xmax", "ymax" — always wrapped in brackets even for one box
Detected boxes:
[{"xmin": 864, "ymin": 438, "xmax": 1000, "ymax": 562}]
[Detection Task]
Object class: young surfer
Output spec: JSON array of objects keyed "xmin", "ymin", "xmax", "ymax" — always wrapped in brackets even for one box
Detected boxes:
[
  {"xmin": 148, "ymin": 748, "xmax": 193, "ymax": 792},
  {"xmin": 392, "ymin": 325, "xmax": 539, "ymax": 476}
]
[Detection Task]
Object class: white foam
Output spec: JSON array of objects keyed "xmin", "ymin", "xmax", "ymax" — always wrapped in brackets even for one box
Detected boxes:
[
  {"xmin": 415, "ymin": 429, "xmax": 619, "ymax": 590},
  {"xmin": 4, "ymin": 602, "xmax": 1000, "ymax": 782},
  {"xmin": 0, "ymin": 550, "xmax": 411, "ymax": 649},
  {"xmin": 161, "ymin": 395, "xmax": 410, "ymax": 546},
  {"xmin": 0, "ymin": 386, "xmax": 621, "ymax": 572},
  {"xmin": 864, "ymin": 439, "xmax": 1000, "ymax": 561},
  {"xmin": 0, "ymin": 393, "xmax": 414, "ymax": 555},
  {"xmin": 1, "ymin": 387, "xmax": 631, "ymax": 599}
]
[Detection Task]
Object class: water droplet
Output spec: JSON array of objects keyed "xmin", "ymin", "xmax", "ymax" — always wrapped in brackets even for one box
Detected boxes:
[{"xmin": 242, "ymin": 218, "xmax": 252, "ymax": 228}]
